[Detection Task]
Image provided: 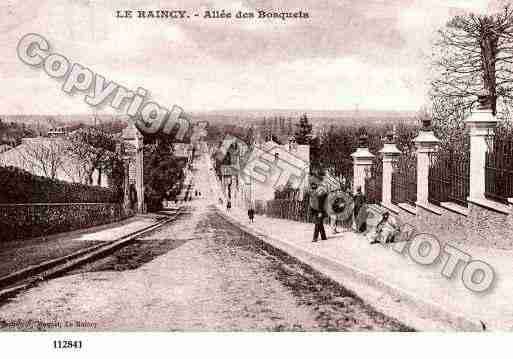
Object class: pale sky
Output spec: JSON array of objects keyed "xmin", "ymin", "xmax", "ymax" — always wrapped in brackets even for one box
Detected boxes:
[{"xmin": 0, "ymin": 0, "xmax": 501, "ymax": 115}]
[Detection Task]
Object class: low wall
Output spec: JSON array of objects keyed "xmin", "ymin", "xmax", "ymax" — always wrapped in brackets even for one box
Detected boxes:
[
  {"xmin": 0, "ymin": 203, "xmax": 133, "ymax": 241},
  {"xmin": 389, "ymin": 202, "xmax": 513, "ymax": 250}
]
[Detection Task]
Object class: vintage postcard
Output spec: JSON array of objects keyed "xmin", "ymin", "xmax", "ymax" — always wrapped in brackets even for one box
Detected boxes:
[{"xmin": 0, "ymin": 0, "xmax": 512, "ymax": 356}]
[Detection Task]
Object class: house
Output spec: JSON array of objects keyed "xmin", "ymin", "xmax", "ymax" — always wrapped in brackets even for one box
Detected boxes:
[{"xmin": 228, "ymin": 136, "xmax": 310, "ymax": 206}]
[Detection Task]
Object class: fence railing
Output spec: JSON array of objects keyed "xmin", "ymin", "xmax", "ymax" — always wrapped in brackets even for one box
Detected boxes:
[
  {"xmin": 485, "ymin": 135, "xmax": 513, "ymax": 204},
  {"xmin": 391, "ymin": 153, "xmax": 417, "ymax": 206},
  {"xmin": 265, "ymin": 196, "xmax": 314, "ymax": 223},
  {"xmin": 428, "ymin": 150, "xmax": 470, "ymax": 208},
  {"xmin": 365, "ymin": 156, "xmax": 383, "ymax": 204},
  {"xmin": 324, "ymin": 158, "xmax": 354, "ymax": 188}
]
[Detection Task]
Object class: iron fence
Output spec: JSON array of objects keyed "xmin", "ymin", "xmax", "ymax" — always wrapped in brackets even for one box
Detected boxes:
[
  {"xmin": 365, "ymin": 156, "xmax": 383, "ymax": 204},
  {"xmin": 391, "ymin": 153, "xmax": 417, "ymax": 206},
  {"xmin": 324, "ymin": 158, "xmax": 354, "ymax": 187},
  {"xmin": 428, "ymin": 150, "xmax": 469, "ymax": 207},
  {"xmin": 485, "ymin": 136, "xmax": 513, "ymax": 203},
  {"xmin": 265, "ymin": 195, "xmax": 314, "ymax": 223}
]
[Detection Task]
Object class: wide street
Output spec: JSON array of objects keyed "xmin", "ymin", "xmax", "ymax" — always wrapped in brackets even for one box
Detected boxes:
[{"xmin": 0, "ymin": 155, "xmax": 407, "ymax": 331}]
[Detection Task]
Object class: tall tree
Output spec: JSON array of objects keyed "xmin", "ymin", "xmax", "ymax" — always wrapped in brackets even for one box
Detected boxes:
[
  {"xmin": 143, "ymin": 141, "xmax": 186, "ymax": 211},
  {"xmin": 431, "ymin": 6, "xmax": 513, "ymax": 122}
]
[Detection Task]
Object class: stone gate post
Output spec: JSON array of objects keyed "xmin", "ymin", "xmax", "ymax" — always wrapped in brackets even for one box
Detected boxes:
[
  {"xmin": 465, "ymin": 94, "xmax": 498, "ymax": 202},
  {"xmin": 380, "ymin": 131, "xmax": 401, "ymax": 207},
  {"xmin": 116, "ymin": 142, "xmax": 131, "ymax": 212},
  {"xmin": 414, "ymin": 119, "xmax": 439, "ymax": 206},
  {"xmin": 351, "ymin": 134, "xmax": 374, "ymax": 194},
  {"xmin": 122, "ymin": 123, "xmax": 145, "ymax": 213}
]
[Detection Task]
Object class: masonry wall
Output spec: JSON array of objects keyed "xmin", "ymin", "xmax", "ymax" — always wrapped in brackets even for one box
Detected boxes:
[
  {"xmin": 0, "ymin": 203, "xmax": 133, "ymax": 241},
  {"xmin": 467, "ymin": 203, "xmax": 513, "ymax": 249},
  {"xmin": 388, "ymin": 203, "xmax": 513, "ymax": 250}
]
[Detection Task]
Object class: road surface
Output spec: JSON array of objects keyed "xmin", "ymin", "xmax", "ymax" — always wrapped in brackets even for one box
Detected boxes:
[{"xmin": 0, "ymin": 155, "xmax": 409, "ymax": 331}]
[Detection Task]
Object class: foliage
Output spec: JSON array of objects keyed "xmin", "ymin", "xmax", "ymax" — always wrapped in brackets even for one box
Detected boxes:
[
  {"xmin": 0, "ymin": 203, "xmax": 128, "ymax": 241},
  {"xmin": 314, "ymin": 122, "xmax": 419, "ymax": 186},
  {"xmin": 294, "ymin": 113, "xmax": 313, "ymax": 145},
  {"xmin": 0, "ymin": 119, "xmax": 36, "ymax": 146},
  {"xmin": 143, "ymin": 141, "xmax": 186, "ymax": 211},
  {"xmin": 0, "ymin": 165, "xmax": 120, "ymax": 203},
  {"xmin": 274, "ymin": 181, "xmax": 301, "ymax": 200}
]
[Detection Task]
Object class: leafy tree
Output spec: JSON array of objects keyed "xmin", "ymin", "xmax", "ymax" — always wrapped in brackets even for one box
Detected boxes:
[{"xmin": 143, "ymin": 141, "xmax": 186, "ymax": 211}]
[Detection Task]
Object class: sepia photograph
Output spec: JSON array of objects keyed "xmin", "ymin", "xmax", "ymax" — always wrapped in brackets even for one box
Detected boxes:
[{"xmin": 0, "ymin": 0, "xmax": 513, "ymax": 356}]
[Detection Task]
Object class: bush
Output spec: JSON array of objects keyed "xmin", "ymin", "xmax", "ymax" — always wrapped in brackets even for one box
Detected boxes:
[{"xmin": 0, "ymin": 166, "xmax": 121, "ymax": 203}]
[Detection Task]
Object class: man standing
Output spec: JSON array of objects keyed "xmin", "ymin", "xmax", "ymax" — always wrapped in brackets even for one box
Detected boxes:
[
  {"xmin": 248, "ymin": 207, "xmax": 255, "ymax": 223},
  {"xmin": 353, "ymin": 186, "xmax": 367, "ymax": 232},
  {"xmin": 310, "ymin": 171, "xmax": 328, "ymax": 242}
]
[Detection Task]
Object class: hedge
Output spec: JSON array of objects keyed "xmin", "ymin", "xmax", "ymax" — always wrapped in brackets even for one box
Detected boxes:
[
  {"xmin": 0, "ymin": 166, "xmax": 121, "ymax": 204},
  {"xmin": 0, "ymin": 203, "xmax": 131, "ymax": 241}
]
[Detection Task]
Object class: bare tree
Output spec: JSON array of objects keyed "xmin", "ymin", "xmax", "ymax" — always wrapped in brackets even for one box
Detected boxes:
[
  {"xmin": 66, "ymin": 128, "xmax": 118, "ymax": 186},
  {"xmin": 18, "ymin": 139, "xmax": 65, "ymax": 179},
  {"xmin": 431, "ymin": 6, "xmax": 513, "ymax": 121}
]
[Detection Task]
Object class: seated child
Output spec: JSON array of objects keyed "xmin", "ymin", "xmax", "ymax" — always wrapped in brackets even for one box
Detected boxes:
[{"xmin": 368, "ymin": 212, "xmax": 399, "ymax": 244}]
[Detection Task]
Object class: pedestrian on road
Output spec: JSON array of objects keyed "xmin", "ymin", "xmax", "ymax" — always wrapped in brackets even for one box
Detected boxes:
[
  {"xmin": 353, "ymin": 186, "xmax": 367, "ymax": 233},
  {"xmin": 227, "ymin": 200, "xmax": 232, "ymax": 211},
  {"xmin": 310, "ymin": 172, "xmax": 328, "ymax": 242},
  {"xmin": 248, "ymin": 207, "xmax": 255, "ymax": 223}
]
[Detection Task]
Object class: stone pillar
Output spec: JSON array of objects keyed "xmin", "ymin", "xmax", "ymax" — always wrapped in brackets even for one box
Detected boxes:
[
  {"xmin": 123, "ymin": 159, "xmax": 131, "ymax": 210},
  {"xmin": 350, "ymin": 134, "xmax": 374, "ymax": 194},
  {"xmin": 116, "ymin": 142, "xmax": 131, "ymax": 212},
  {"xmin": 135, "ymin": 141, "xmax": 144, "ymax": 213},
  {"xmin": 379, "ymin": 131, "xmax": 401, "ymax": 207},
  {"xmin": 413, "ymin": 119, "xmax": 439, "ymax": 206},
  {"xmin": 465, "ymin": 95, "xmax": 498, "ymax": 201},
  {"xmin": 122, "ymin": 123, "xmax": 145, "ymax": 213}
]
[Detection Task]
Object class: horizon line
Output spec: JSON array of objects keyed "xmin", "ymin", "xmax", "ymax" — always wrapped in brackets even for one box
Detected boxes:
[{"xmin": 0, "ymin": 108, "xmax": 420, "ymax": 117}]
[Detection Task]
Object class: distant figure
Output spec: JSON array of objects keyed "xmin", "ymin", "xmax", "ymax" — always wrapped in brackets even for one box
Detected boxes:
[
  {"xmin": 195, "ymin": 190, "xmax": 198, "ymax": 196},
  {"xmin": 353, "ymin": 186, "xmax": 367, "ymax": 233},
  {"xmin": 198, "ymin": 191, "xmax": 202, "ymax": 197},
  {"xmin": 227, "ymin": 200, "xmax": 232, "ymax": 211},
  {"xmin": 248, "ymin": 207, "xmax": 255, "ymax": 223},
  {"xmin": 219, "ymin": 197, "xmax": 223, "ymax": 205}
]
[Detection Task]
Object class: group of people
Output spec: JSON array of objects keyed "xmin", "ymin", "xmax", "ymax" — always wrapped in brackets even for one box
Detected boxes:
[
  {"xmin": 310, "ymin": 171, "xmax": 400, "ymax": 244},
  {"xmin": 310, "ymin": 179, "xmax": 366, "ymax": 242}
]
